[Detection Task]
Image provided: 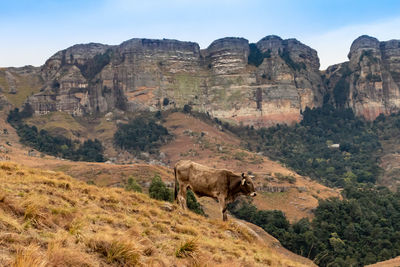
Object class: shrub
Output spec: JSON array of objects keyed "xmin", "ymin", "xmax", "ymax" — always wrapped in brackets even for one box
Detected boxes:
[
  {"xmin": 125, "ymin": 177, "xmax": 142, "ymax": 193},
  {"xmin": 149, "ymin": 175, "xmax": 172, "ymax": 202},
  {"xmin": 186, "ymin": 190, "xmax": 205, "ymax": 216},
  {"xmin": 248, "ymin": 44, "xmax": 271, "ymax": 67},
  {"xmin": 162, "ymin": 98, "xmax": 169, "ymax": 106},
  {"xmin": 183, "ymin": 104, "xmax": 192, "ymax": 113}
]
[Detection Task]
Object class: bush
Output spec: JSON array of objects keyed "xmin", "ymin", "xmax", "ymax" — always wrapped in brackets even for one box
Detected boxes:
[
  {"xmin": 113, "ymin": 117, "xmax": 170, "ymax": 154},
  {"xmin": 183, "ymin": 104, "xmax": 192, "ymax": 114},
  {"xmin": 163, "ymin": 98, "xmax": 170, "ymax": 106},
  {"xmin": 149, "ymin": 175, "xmax": 172, "ymax": 202},
  {"xmin": 248, "ymin": 43, "xmax": 271, "ymax": 67},
  {"xmin": 186, "ymin": 190, "xmax": 205, "ymax": 216},
  {"xmin": 125, "ymin": 177, "xmax": 142, "ymax": 193}
]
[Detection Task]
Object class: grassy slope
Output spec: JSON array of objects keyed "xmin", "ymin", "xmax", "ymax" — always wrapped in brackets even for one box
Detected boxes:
[
  {"xmin": 0, "ymin": 162, "xmax": 315, "ymax": 267},
  {"xmin": 0, "ymin": 69, "xmax": 43, "ymax": 108},
  {"xmin": 160, "ymin": 112, "xmax": 340, "ymax": 222},
  {"xmin": 3, "ymin": 110, "xmax": 340, "ymax": 222}
]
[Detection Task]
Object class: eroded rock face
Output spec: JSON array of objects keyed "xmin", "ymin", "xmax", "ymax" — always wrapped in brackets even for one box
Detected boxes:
[
  {"xmin": 25, "ymin": 35, "xmax": 325, "ymax": 127},
  {"xmin": 325, "ymin": 35, "xmax": 400, "ymax": 120}
]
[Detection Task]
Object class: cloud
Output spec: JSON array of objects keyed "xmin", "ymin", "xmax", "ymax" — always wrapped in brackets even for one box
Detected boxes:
[{"xmin": 304, "ymin": 16, "xmax": 400, "ymax": 70}]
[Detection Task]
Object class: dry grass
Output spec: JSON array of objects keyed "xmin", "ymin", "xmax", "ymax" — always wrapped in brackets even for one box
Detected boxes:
[
  {"xmin": 86, "ymin": 237, "xmax": 140, "ymax": 266},
  {"xmin": 0, "ymin": 162, "xmax": 315, "ymax": 266},
  {"xmin": 175, "ymin": 238, "xmax": 198, "ymax": 258},
  {"xmin": 11, "ymin": 244, "xmax": 47, "ymax": 267},
  {"xmin": 0, "ymin": 69, "xmax": 43, "ymax": 107}
]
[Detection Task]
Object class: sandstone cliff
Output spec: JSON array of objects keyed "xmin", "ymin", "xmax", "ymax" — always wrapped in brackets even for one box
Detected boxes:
[
  {"xmin": 4, "ymin": 35, "xmax": 400, "ymax": 125},
  {"xmin": 325, "ymin": 35, "xmax": 400, "ymax": 120},
  {"xmin": 24, "ymin": 36, "xmax": 324, "ymax": 126}
]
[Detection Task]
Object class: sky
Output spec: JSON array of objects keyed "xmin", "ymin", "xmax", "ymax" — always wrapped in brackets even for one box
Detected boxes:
[{"xmin": 1, "ymin": 0, "xmax": 400, "ymax": 69}]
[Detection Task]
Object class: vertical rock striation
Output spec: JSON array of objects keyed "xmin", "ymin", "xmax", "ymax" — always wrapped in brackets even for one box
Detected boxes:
[
  {"xmin": 325, "ymin": 35, "xmax": 400, "ymax": 120},
  {"xmin": 25, "ymin": 35, "xmax": 325, "ymax": 127}
]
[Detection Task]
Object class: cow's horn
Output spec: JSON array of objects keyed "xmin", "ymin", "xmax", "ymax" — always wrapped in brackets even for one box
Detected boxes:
[
  {"xmin": 241, "ymin": 178, "xmax": 246, "ymax": 186},
  {"xmin": 241, "ymin": 173, "xmax": 245, "ymax": 178}
]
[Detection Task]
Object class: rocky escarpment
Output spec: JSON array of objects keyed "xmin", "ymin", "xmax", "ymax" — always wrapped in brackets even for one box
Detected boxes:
[
  {"xmin": 4, "ymin": 35, "xmax": 400, "ymax": 125},
  {"xmin": 325, "ymin": 35, "xmax": 400, "ymax": 120},
  {"xmin": 26, "ymin": 36, "xmax": 324, "ymax": 126}
]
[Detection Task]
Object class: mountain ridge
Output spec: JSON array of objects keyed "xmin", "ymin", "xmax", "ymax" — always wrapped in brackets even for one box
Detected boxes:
[{"xmin": 1, "ymin": 34, "xmax": 399, "ymax": 126}]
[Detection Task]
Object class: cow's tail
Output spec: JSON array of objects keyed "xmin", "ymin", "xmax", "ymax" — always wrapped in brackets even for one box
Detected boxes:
[{"xmin": 174, "ymin": 166, "xmax": 178, "ymax": 201}]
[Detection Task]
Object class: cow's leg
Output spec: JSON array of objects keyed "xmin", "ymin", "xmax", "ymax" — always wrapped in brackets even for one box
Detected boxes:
[
  {"xmin": 218, "ymin": 197, "xmax": 228, "ymax": 221},
  {"xmin": 178, "ymin": 184, "xmax": 187, "ymax": 210}
]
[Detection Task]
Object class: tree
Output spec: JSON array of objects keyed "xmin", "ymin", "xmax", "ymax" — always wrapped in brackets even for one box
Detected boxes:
[
  {"xmin": 183, "ymin": 104, "xmax": 192, "ymax": 113},
  {"xmin": 149, "ymin": 175, "xmax": 172, "ymax": 202},
  {"xmin": 125, "ymin": 176, "xmax": 142, "ymax": 193}
]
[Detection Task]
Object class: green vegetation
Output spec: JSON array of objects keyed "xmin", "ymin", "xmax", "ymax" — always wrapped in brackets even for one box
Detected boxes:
[
  {"xmin": 366, "ymin": 73, "xmax": 382, "ymax": 82},
  {"xmin": 149, "ymin": 175, "xmax": 204, "ymax": 215},
  {"xmin": 175, "ymin": 238, "xmax": 198, "ymax": 259},
  {"xmin": 211, "ymin": 106, "xmax": 400, "ymax": 266},
  {"xmin": 149, "ymin": 175, "xmax": 173, "ymax": 202},
  {"xmin": 76, "ymin": 49, "xmax": 112, "ymax": 80},
  {"xmin": 186, "ymin": 190, "xmax": 205, "ymax": 216},
  {"xmin": 247, "ymin": 43, "xmax": 271, "ymax": 67},
  {"xmin": 332, "ymin": 64, "xmax": 352, "ymax": 107},
  {"xmin": 373, "ymin": 111, "xmax": 400, "ymax": 141},
  {"xmin": 222, "ymin": 104, "xmax": 381, "ymax": 187},
  {"xmin": 360, "ymin": 49, "xmax": 378, "ymax": 64},
  {"xmin": 7, "ymin": 107, "xmax": 105, "ymax": 162},
  {"xmin": 183, "ymin": 104, "xmax": 192, "ymax": 113},
  {"xmin": 279, "ymin": 48, "xmax": 306, "ymax": 71},
  {"xmin": 125, "ymin": 177, "xmax": 142, "ymax": 193},
  {"xmin": 229, "ymin": 185, "xmax": 400, "ymax": 266},
  {"xmin": 113, "ymin": 117, "xmax": 170, "ymax": 154}
]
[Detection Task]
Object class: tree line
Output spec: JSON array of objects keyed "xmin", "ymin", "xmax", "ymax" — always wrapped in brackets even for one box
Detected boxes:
[{"xmin": 7, "ymin": 106, "xmax": 105, "ymax": 162}]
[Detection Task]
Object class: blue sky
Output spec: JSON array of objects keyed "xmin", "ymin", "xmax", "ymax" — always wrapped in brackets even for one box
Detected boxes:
[{"xmin": 1, "ymin": 0, "xmax": 400, "ymax": 69}]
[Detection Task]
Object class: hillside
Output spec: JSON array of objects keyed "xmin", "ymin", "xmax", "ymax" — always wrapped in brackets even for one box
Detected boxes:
[
  {"xmin": 0, "ymin": 161, "xmax": 315, "ymax": 266},
  {"xmin": 3, "ymin": 109, "xmax": 339, "ymax": 222}
]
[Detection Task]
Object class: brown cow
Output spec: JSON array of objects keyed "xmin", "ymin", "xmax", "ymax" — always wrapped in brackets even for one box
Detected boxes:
[{"xmin": 174, "ymin": 160, "xmax": 256, "ymax": 221}]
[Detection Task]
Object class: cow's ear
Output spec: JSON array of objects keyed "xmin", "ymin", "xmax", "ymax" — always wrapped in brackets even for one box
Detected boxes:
[{"xmin": 241, "ymin": 178, "xmax": 246, "ymax": 186}]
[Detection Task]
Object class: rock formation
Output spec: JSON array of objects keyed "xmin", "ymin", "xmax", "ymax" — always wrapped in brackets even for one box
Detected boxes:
[
  {"xmin": 3, "ymin": 34, "xmax": 400, "ymax": 125},
  {"xmin": 25, "ymin": 36, "xmax": 324, "ymax": 126},
  {"xmin": 325, "ymin": 35, "xmax": 400, "ymax": 120}
]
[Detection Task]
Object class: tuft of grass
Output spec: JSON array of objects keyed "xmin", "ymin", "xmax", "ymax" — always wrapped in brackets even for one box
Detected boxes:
[
  {"xmin": 172, "ymin": 225, "xmax": 199, "ymax": 236},
  {"xmin": 86, "ymin": 237, "xmax": 140, "ymax": 266},
  {"xmin": 0, "ymin": 209, "xmax": 23, "ymax": 232},
  {"xmin": 22, "ymin": 198, "xmax": 47, "ymax": 228},
  {"xmin": 47, "ymin": 242, "xmax": 95, "ymax": 267},
  {"xmin": 175, "ymin": 238, "xmax": 198, "ymax": 259},
  {"xmin": 11, "ymin": 244, "xmax": 47, "ymax": 267}
]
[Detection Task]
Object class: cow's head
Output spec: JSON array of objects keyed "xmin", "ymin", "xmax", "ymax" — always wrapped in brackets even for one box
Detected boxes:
[{"xmin": 240, "ymin": 173, "xmax": 257, "ymax": 197}]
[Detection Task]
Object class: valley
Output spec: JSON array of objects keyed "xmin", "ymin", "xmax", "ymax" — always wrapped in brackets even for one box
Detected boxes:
[{"xmin": 0, "ymin": 33, "xmax": 400, "ymax": 266}]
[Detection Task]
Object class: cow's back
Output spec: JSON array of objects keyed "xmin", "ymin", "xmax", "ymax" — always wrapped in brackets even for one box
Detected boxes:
[{"xmin": 175, "ymin": 160, "xmax": 229, "ymax": 198}]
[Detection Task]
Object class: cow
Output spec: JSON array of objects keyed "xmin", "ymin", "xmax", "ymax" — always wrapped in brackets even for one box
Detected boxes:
[{"xmin": 174, "ymin": 160, "xmax": 257, "ymax": 221}]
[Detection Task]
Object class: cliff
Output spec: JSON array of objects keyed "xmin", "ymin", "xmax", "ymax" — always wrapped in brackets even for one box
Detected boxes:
[
  {"xmin": 24, "ymin": 36, "xmax": 324, "ymax": 126},
  {"xmin": 3, "ymin": 35, "xmax": 400, "ymax": 125},
  {"xmin": 325, "ymin": 35, "xmax": 400, "ymax": 119}
]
